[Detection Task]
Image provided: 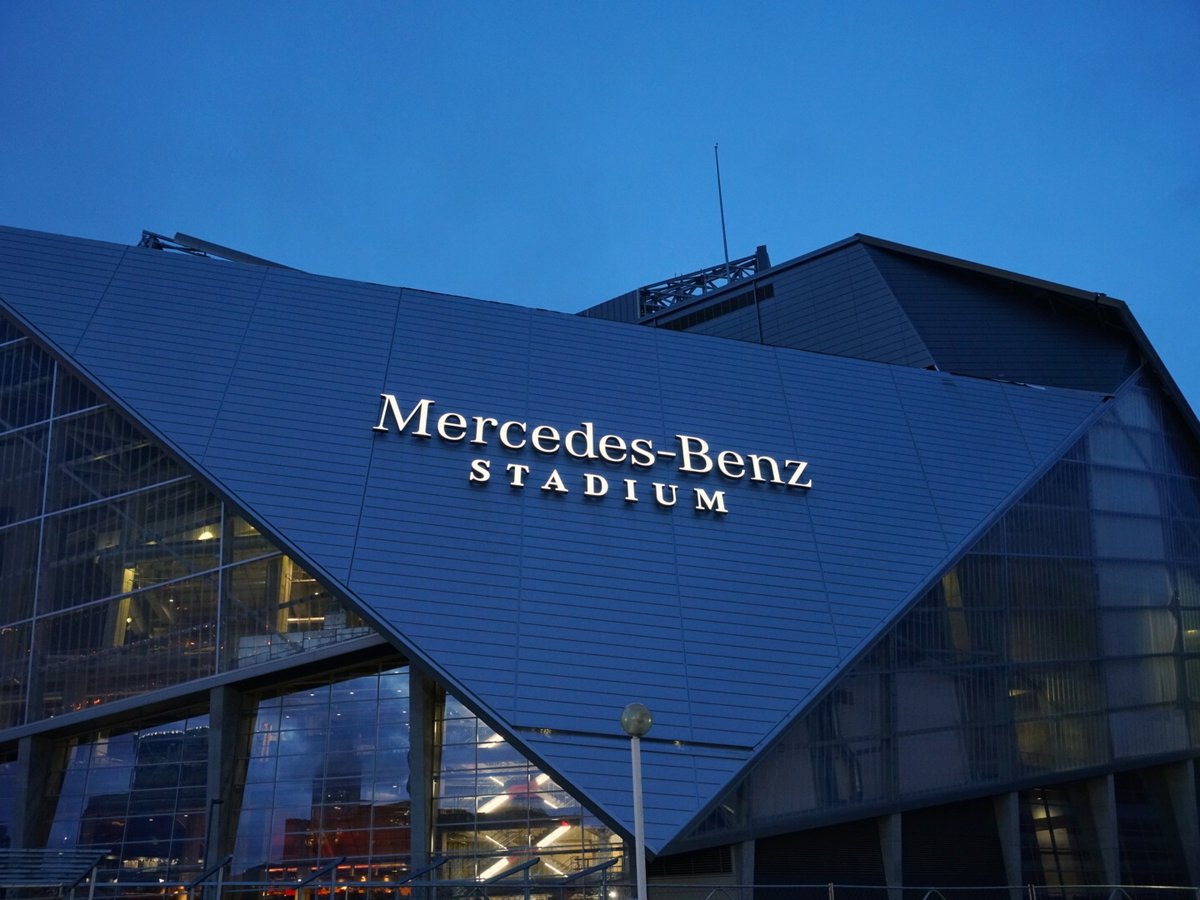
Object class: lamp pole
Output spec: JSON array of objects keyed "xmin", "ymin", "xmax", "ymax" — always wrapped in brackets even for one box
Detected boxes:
[{"xmin": 620, "ymin": 702, "xmax": 653, "ymax": 900}]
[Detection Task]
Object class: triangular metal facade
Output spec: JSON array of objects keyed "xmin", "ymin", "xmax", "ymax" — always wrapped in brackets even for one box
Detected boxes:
[{"xmin": 0, "ymin": 226, "xmax": 1112, "ymax": 850}]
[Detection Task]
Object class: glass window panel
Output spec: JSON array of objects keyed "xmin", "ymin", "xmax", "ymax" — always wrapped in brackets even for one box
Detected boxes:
[
  {"xmin": 0, "ymin": 523, "xmax": 38, "ymax": 625},
  {"xmin": 1096, "ymin": 561, "xmax": 1171, "ymax": 607},
  {"xmin": 54, "ymin": 370, "xmax": 104, "ymax": 417},
  {"xmin": 0, "ymin": 621, "xmax": 29, "ymax": 729},
  {"xmin": 0, "ymin": 424, "xmax": 47, "ymax": 526},
  {"xmin": 227, "ymin": 515, "xmax": 274, "ymax": 562},
  {"xmin": 39, "ymin": 483, "xmax": 221, "ymax": 614},
  {"xmin": 234, "ymin": 665, "xmax": 412, "ymax": 875},
  {"xmin": 221, "ymin": 556, "xmax": 367, "ymax": 670},
  {"xmin": 0, "ymin": 341, "xmax": 53, "ymax": 433},
  {"xmin": 47, "ymin": 408, "xmax": 189, "ymax": 512},
  {"xmin": 1101, "ymin": 609, "xmax": 1178, "ymax": 656},
  {"xmin": 1106, "ymin": 657, "xmax": 1179, "ymax": 707},
  {"xmin": 1093, "ymin": 513, "xmax": 1165, "ymax": 561},
  {"xmin": 44, "ymin": 715, "xmax": 209, "ymax": 882},
  {"xmin": 31, "ymin": 575, "xmax": 217, "ymax": 717},
  {"xmin": 1091, "ymin": 469, "xmax": 1163, "ymax": 516},
  {"xmin": 1088, "ymin": 422, "xmax": 1161, "ymax": 470}
]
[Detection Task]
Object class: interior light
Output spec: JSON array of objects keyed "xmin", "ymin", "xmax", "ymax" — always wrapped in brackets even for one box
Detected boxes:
[
  {"xmin": 197, "ymin": 528, "xmax": 216, "ymax": 541},
  {"xmin": 536, "ymin": 822, "xmax": 572, "ymax": 848},
  {"xmin": 477, "ymin": 857, "xmax": 511, "ymax": 881},
  {"xmin": 478, "ymin": 793, "xmax": 511, "ymax": 814}
]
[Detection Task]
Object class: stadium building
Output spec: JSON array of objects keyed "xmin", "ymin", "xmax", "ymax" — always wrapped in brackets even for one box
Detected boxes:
[{"xmin": 0, "ymin": 224, "xmax": 1198, "ymax": 894}]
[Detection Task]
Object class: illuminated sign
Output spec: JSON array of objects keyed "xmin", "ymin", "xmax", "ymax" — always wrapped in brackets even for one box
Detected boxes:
[{"xmin": 372, "ymin": 395, "xmax": 812, "ymax": 515}]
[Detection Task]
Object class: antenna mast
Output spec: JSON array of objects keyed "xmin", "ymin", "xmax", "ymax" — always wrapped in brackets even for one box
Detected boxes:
[{"xmin": 714, "ymin": 143, "xmax": 730, "ymax": 276}]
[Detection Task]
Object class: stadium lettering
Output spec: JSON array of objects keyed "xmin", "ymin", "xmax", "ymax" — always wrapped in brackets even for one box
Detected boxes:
[{"xmin": 374, "ymin": 394, "xmax": 814, "ymax": 514}]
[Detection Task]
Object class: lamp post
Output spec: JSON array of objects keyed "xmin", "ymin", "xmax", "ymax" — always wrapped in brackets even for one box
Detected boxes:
[{"xmin": 620, "ymin": 702, "xmax": 652, "ymax": 900}]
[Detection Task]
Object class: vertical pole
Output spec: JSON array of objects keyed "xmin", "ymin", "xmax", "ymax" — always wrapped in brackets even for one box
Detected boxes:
[
  {"xmin": 631, "ymin": 734, "xmax": 647, "ymax": 900},
  {"xmin": 714, "ymin": 143, "xmax": 730, "ymax": 277}
]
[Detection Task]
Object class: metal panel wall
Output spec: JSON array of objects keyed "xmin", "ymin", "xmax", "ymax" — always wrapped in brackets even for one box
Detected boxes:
[{"xmin": 0, "ymin": 226, "xmax": 1110, "ymax": 850}]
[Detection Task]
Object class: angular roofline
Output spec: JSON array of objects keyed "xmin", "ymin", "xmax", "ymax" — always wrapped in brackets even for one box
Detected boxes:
[{"xmin": 851, "ymin": 234, "xmax": 1200, "ymax": 438}]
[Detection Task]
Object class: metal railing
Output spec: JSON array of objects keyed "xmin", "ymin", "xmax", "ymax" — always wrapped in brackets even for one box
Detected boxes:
[{"xmin": 46, "ymin": 879, "xmax": 1200, "ymax": 900}]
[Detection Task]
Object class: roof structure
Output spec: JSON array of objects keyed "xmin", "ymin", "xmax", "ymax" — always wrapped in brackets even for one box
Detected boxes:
[{"xmin": 0, "ymin": 225, "xmax": 1123, "ymax": 850}]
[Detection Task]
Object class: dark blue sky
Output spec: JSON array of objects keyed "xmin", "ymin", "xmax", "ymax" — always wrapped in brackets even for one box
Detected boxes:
[{"xmin": 3, "ymin": 2, "xmax": 1197, "ymax": 405}]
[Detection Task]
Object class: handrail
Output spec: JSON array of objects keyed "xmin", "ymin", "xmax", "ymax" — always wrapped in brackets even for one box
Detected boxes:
[
  {"xmin": 394, "ymin": 856, "xmax": 449, "ymax": 884},
  {"xmin": 187, "ymin": 854, "xmax": 233, "ymax": 889},
  {"xmin": 557, "ymin": 857, "xmax": 619, "ymax": 884},
  {"xmin": 483, "ymin": 856, "xmax": 539, "ymax": 884},
  {"xmin": 296, "ymin": 856, "xmax": 347, "ymax": 888}
]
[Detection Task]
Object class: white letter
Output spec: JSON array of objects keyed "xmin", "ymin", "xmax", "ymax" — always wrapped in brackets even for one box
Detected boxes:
[
  {"xmin": 623, "ymin": 478, "xmax": 638, "ymax": 503},
  {"xmin": 437, "ymin": 412, "xmax": 468, "ymax": 441},
  {"xmin": 630, "ymin": 439, "xmax": 656, "ymax": 468},
  {"xmin": 717, "ymin": 450, "xmax": 745, "ymax": 479},
  {"xmin": 468, "ymin": 459, "xmax": 491, "ymax": 483},
  {"xmin": 541, "ymin": 469, "xmax": 568, "ymax": 493},
  {"xmin": 471, "ymin": 416, "xmax": 499, "ymax": 446},
  {"xmin": 565, "ymin": 421, "xmax": 598, "ymax": 460},
  {"xmin": 785, "ymin": 459, "xmax": 813, "ymax": 488},
  {"xmin": 531, "ymin": 425, "xmax": 561, "ymax": 454},
  {"xmin": 507, "ymin": 463, "xmax": 530, "ymax": 487},
  {"xmin": 748, "ymin": 454, "xmax": 784, "ymax": 485},
  {"xmin": 499, "ymin": 420, "xmax": 527, "ymax": 450},
  {"xmin": 677, "ymin": 434, "xmax": 713, "ymax": 474},
  {"xmin": 653, "ymin": 482, "xmax": 678, "ymax": 507},
  {"xmin": 693, "ymin": 487, "xmax": 728, "ymax": 515},
  {"xmin": 584, "ymin": 473, "xmax": 608, "ymax": 497},
  {"xmin": 372, "ymin": 395, "xmax": 432, "ymax": 436},
  {"xmin": 598, "ymin": 434, "xmax": 628, "ymax": 464}
]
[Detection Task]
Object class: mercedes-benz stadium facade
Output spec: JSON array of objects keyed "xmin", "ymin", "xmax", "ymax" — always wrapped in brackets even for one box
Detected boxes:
[{"xmin": 0, "ymin": 225, "xmax": 1198, "ymax": 895}]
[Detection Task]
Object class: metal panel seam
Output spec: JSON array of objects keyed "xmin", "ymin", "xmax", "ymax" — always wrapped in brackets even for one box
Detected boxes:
[{"xmin": 67, "ymin": 245, "xmax": 130, "ymax": 354}]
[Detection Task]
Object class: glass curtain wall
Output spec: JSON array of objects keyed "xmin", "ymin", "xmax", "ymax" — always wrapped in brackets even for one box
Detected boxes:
[
  {"xmin": 42, "ymin": 713, "xmax": 211, "ymax": 887},
  {"xmin": 433, "ymin": 695, "xmax": 621, "ymax": 880},
  {"xmin": 0, "ymin": 316, "xmax": 369, "ymax": 729},
  {"xmin": 231, "ymin": 666, "xmax": 619, "ymax": 885},
  {"xmin": 687, "ymin": 373, "xmax": 1200, "ymax": 883}
]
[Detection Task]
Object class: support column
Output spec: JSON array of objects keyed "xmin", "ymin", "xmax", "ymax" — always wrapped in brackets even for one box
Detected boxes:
[
  {"xmin": 408, "ymin": 668, "xmax": 439, "ymax": 871},
  {"xmin": 1163, "ymin": 761, "xmax": 1200, "ymax": 884},
  {"xmin": 993, "ymin": 792, "xmax": 1022, "ymax": 899},
  {"xmin": 207, "ymin": 685, "xmax": 250, "ymax": 870},
  {"xmin": 1086, "ymin": 774, "xmax": 1120, "ymax": 886},
  {"xmin": 732, "ymin": 839, "xmax": 755, "ymax": 892},
  {"xmin": 877, "ymin": 812, "xmax": 902, "ymax": 900},
  {"xmin": 11, "ymin": 734, "xmax": 64, "ymax": 848}
]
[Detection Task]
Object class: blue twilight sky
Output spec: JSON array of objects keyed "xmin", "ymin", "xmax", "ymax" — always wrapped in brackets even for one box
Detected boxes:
[{"xmin": 2, "ymin": 3, "xmax": 1198, "ymax": 406}]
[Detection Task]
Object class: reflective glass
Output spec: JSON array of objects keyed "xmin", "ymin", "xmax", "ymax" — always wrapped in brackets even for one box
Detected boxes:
[
  {"xmin": 43, "ymin": 715, "xmax": 210, "ymax": 882},
  {"xmin": 0, "ymin": 522, "xmax": 38, "ymax": 624},
  {"xmin": 231, "ymin": 666, "xmax": 412, "ymax": 884},
  {"xmin": 0, "ymin": 340, "xmax": 53, "ymax": 432},
  {"xmin": 432, "ymin": 696, "xmax": 617, "ymax": 881},
  {"xmin": 0, "ymin": 622, "xmax": 29, "ymax": 729},
  {"xmin": 31, "ymin": 575, "xmax": 218, "ymax": 718},
  {"xmin": 38, "ymin": 483, "xmax": 220, "ymax": 614},
  {"xmin": 686, "ymin": 374, "xmax": 1200, "ymax": 843},
  {"xmin": 221, "ymin": 556, "xmax": 369, "ymax": 670},
  {"xmin": 54, "ymin": 369, "xmax": 104, "ymax": 416},
  {"xmin": 47, "ymin": 408, "xmax": 188, "ymax": 512},
  {"xmin": 0, "ymin": 423, "xmax": 47, "ymax": 526}
]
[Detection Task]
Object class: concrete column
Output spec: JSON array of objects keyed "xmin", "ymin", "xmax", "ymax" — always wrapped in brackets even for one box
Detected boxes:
[
  {"xmin": 877, "ymin": 812, "xmax": 902, "ymax": 900},
  {"xmin": 207, "ymin": 684, "xmax": 250, "ymax": 870},
  {"xmin": 1086, "ymin": 774, "xmax": 1120, "ymax": 886},
  {"xmin": 1163, "ymin": 761, "xmax": 1200, "ymax": 884},
  {"xmin": 11, "ymin": 734, "xmax": 64, "ymax": 848},
  {"xmin": 993, "ymin": 792, "xmax": 1022, "ymax": 899},
  {"xmin": 408, "ymin": 668, "xmax": 439, "ymax": 870},
  {"xmin": 732, "ymin": 839, "xmax": 755, "ymax": 892}
]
